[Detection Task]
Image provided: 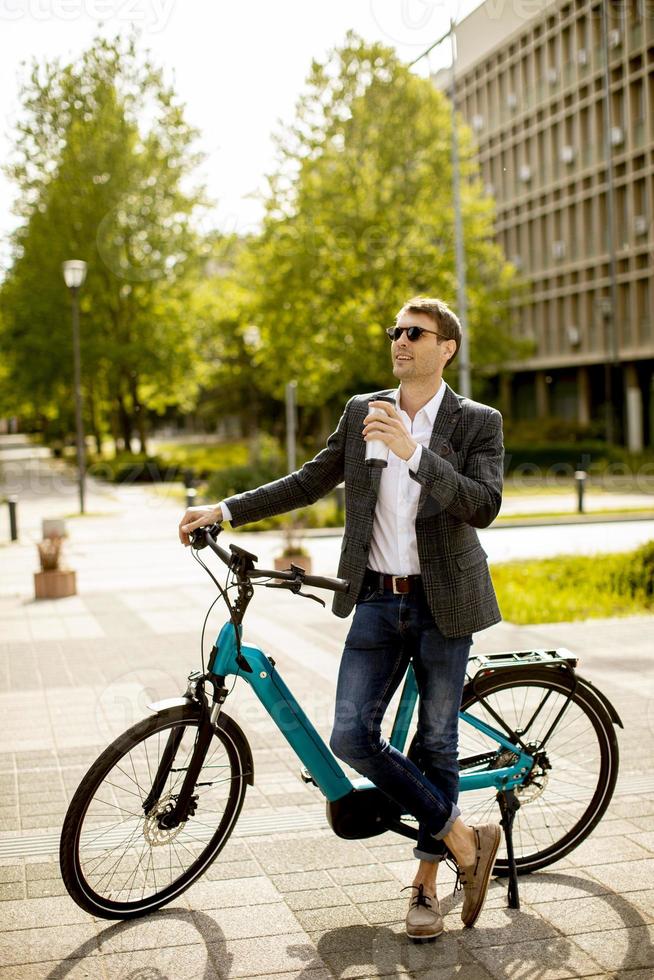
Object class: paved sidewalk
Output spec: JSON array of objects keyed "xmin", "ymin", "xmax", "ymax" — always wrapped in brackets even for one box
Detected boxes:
[{"xmin": 1, "ymin": 443, "xmax": 653, "ymax": 978}]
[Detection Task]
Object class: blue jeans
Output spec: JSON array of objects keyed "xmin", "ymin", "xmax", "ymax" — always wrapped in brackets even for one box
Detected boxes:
[{"xmin": 329, "ymin": 579, "xmax": 472, "ymax": 861}]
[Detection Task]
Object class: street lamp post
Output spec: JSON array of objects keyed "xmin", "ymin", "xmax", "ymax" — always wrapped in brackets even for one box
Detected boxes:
[
  {"xmin": 62, "ymin": 260, "xmax": 88, "ymax": 515},
  {"xmin": 409, "ymin": 22, "xmax": 471, "ymax": 399}
]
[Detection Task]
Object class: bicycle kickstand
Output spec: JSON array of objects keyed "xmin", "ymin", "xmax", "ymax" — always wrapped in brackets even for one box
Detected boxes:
[{"xmin": 497, "ymin": 789, "xmax": 521, "ymax": 910}]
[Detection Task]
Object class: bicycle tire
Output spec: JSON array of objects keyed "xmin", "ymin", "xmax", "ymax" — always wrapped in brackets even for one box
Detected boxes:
[
  {"xmin": 409, "ymin": 666, "xmax": 619, "ymax": 874},
  {"xmin": 60, "ymin": 705, "xmax": 252, "ymax": 919},
  {"xmin": 462, "ymin": 667, "xmax": 619, "ymax": 875}
]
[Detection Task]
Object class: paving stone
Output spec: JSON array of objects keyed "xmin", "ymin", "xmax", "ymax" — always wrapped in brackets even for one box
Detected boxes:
[
  {"xmin": 631, "ymin": 814, "xmax": 654, "ymax": 832},
  {"xmin": 357, "ymin": 896, "xmax": 408, "ymax": 925},
  {"xmin": 292, "ymin": 903, "xmax": 368, "ymax": 932},
  {"xmin": 468, "ymin": 936, "xmax": 604, "ymax": 979},
  {"xmin": 320, "ymin": 927, "xmax": 475, "ymax": 979},
  {"xmin": 102, "ymin": 942, "xmax": 218, "ymax": 979},
  {"xmin": 329, "ymin": 863, "xmax": 394, "ymax": 886},
  {"xmin": 271, "ymin": 869, "xmax": 334, "ymax": 893},
  {"xmin": 0, "ymin": 895, "xmax": 91, "ymax": 930},
  {"xmin": 208, "ymin": 932, "xmax": 324, "ymax": 977},
  {"xmin": 308, "ymin": 922, "xmax": 398, "ymax": 955},
  {"xmin": 532, "ymin": 892, "xmax": 653, "ymax": 934},
  {"xmin": 567, "ymin": 833, "xmax": 652, "ymax": 867},
  {"xmin": 610, "ymin": 971, "xmax": 654, "ymax": 980},
  {"xmin": 342, "ymin": 879, "xmax": 407, "ymax": 904},
  {"xmin": 27, "ymin": 877, "xmax": 68, "ymax": 898},
  {"xmin": 627, "ymin": 830, "xmax": 654, "ymax": 853},
  {"xmin": 507, "ymin": 870, "xmax": 610, "ymax": 905},
  {"xmin": 24, "ymin": 861, "xmax": 61, "ymax": 881},
  {"xmin": 203, "ymin": 902, "xmax": 304, "ymax": 941},
  {"xmin": 0, "ymin": 922, "xmax": 100, "ymax": 966},
  {"xmin": 203, "ymin": 860, "xmax": 261, "ymax": 882},
  {"xmin": 184, "ymin": 875, "xmax": 282, "ymax": 910},
  {"xmin": 0, "ymin": 960, "xmax": 101, "ymax": 980},
  {"xmin": 0, "ymin": 864, "xmax": 22, "ymax": 882},
  {"xmin": 248, "ymin": 835, "xmax": 371, "ymax": 873},
  {"xmin": 573, "ymin": 924, "xmax": 654, "ymax": 972},
  {"xmin": 96, "ymin": 909, "xmax": 200, "ymax": 954},
  {"xmin": 457, "ymin": 905, "xmax": 557, "ymax": 947},
  {"xmin": 364, "ymin": 842, "xmax": 417, "ymax": 864},
  {"xmin": 0, "ymin": 882, "xmax": 24, "ymax": 901},
  {"xmin": 284, "ymin": 886, "xmax": 350, "ymax": 911},
  {"xmin": 586, "ymin": 858, "xmax": 654, "ymax": 893}
]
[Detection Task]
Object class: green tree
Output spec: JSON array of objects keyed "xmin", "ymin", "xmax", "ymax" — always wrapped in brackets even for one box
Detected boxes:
[
  {"xmin": 242, "ymin": 33, "xmax": 528, "ymax": 407},
  {"xmin": 0, "ymin": 33, "xmax": 207, "ymax": 453}
]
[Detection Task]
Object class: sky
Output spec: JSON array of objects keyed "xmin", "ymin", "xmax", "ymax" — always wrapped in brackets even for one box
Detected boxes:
[{"xmin": 0, "ymin": 0, "xmax": 485, "ymax": 275}]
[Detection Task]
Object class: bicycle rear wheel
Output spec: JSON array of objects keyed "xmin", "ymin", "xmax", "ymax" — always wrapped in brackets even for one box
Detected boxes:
[
  {"xmin": 458, "ymin": 667, "xmax": 619, "ymax": 873},
  {"xmin": 60, "ymin": 706, "xmax": 253, "ymax": 919}
]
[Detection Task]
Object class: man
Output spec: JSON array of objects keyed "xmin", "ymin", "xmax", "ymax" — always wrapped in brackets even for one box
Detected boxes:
[{"xmin": 179, "ymin": 296, "xmax": 504, "ymax": 940}]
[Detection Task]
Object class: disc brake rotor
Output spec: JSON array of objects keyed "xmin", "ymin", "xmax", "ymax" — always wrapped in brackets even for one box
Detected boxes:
[{"xmin": 143, "ymin": 792, "xmax": 187, "ymax": 846}]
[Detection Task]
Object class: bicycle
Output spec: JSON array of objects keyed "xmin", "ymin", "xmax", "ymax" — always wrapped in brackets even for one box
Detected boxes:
[{"xmin": 60, "ymin": 524, "xmax": 622, "ymax": 920}]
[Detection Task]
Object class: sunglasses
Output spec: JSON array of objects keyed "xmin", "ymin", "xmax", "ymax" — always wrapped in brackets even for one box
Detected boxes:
[{"xmin": 386, "ymin": 325, "xmax": 447, "ymax": 342}]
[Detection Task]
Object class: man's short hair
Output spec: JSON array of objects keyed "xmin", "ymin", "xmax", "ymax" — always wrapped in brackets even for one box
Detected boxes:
[{"xmin": 396, "ymin": 296, "xmax": 461, "ymax": 366}]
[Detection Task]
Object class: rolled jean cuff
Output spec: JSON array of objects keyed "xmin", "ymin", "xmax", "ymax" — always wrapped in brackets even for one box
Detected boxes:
[
  {"xmin": 412, "ymin": 848, "xmax": 445, "ymax": 863},
  {"xmin": 430, "ymin": 802, "xmax": 460, "ymax": 842}
]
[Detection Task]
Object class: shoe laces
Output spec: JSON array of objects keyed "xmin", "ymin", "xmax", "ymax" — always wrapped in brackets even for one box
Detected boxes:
[
  {"xmin": 444, "ymin": 857, "xmax": 467, "ymax": 896},
  {"xmin": 401, "ymin": 883, "xmax": 433, "ymax": 910}
]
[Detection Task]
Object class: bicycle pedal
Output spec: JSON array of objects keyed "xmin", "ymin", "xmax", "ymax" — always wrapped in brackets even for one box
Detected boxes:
[{"xmin": 299, "ymin": 767, "xmax": 317, "ymax": 787}]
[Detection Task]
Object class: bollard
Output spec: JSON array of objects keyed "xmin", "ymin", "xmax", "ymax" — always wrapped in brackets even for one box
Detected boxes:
[
  {"xmin": 574, "ymin": 470, "xmax": 587, "ymax": 514},
  {"xmin": 186, "ymin": 487, "xmax": 197, "ymax": 509},
  {"xmin": 7, "ymin": 496, "xmax": 18, "ymax": 541}
]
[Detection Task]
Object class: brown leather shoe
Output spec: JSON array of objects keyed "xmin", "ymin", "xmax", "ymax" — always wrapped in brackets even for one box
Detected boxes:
[
  {"xmin": 458, "ymin": 824, "xmax": 501, "ymax": 928},
  {"xmin": 402, "ymin": 883, "xmax": 444, "ymax": 941}
]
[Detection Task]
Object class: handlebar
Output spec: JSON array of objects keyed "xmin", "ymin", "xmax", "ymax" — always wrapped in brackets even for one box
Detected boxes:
[{"xmin": 190, "ymin": 523, "xmax": 349, "ymax": 595}]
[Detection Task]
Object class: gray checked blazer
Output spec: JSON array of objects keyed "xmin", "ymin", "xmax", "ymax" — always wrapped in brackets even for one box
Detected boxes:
[{"xmin": 224, "ymin": 382, "xmax": 504, "ymax": 638}]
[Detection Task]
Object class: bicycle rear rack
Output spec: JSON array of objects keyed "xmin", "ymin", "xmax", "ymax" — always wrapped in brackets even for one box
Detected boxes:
[{"xmin": 468, "ymin": 647, "xmax": 578, "ymax": 679}]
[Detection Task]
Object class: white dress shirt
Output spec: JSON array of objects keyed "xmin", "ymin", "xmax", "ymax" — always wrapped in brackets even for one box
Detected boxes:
[
  {"xmin": 367, "ymin": 382, "xmax": 446, "ymax": 575},
  {"xmin": 220, "ymin": 382, "xmax": 446, "ymax": 574}
]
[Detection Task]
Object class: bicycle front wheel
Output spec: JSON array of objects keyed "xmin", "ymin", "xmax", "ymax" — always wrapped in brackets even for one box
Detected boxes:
[
  {"xmin": 60, "ymin": 706, "xmax": 252, "ymax": 919},
  {"xmin": 459, "ymin": 667, "xmax": 619, "ymax": 874}
]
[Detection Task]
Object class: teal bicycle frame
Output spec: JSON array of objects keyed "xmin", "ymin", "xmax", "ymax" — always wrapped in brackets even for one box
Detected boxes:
[{"xmin": 208, "ymin": 621, "xmax": 534, "ymax": 805}]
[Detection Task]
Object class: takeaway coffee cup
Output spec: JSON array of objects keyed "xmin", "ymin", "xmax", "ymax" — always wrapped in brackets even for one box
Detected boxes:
[{"xmin": 365, "ymin": 395, "xmax": 396, "ymax": 468}]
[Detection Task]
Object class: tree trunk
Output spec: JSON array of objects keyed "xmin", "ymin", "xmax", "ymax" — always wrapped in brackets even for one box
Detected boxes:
[
  {"xmin": 129, "ymin": 371, "xmax": 148, "ymax": 455},
  {"xmin": 87, "ymin": 386, "xmax": 103, "ymax": 455},
  {"xmin": 109, "ymin": 405, "xmax": 122, "ymax": 453},
  {"xmin": 117, "ymin": 393, "xmax": 133, "ymax": 453}
]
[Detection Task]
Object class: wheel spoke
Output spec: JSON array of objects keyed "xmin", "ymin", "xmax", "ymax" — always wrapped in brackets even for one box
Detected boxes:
[
  {"xmin": 64, "ymin": 713, "xmax": 248, "ymax": 913},
  {"xmin": 456, "ymin": 675, "xmax": 615, "ymax": 870}
]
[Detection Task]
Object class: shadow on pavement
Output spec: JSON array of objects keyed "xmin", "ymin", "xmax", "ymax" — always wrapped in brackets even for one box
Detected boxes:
[{"xmin": 44, "ymin": 909, "xmax": 231, "ymax": 980}]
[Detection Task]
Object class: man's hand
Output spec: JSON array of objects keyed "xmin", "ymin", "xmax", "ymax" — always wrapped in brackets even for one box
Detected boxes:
[
  {"xmin": 179, "ymin": 504, "xmax": 223, "ymax": 546},
  {"xmin": 363, "ymin": 401, "xmax": 418, "ymax": 461}
]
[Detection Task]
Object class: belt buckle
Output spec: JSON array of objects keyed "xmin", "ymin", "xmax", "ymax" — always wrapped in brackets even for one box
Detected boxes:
[{"xmin": 391, "ymin": 575, "xmax": 408, "ymax": 595}]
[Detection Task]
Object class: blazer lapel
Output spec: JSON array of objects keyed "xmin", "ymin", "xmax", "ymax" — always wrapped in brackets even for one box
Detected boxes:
[{"xmin": 417, "ymin": 382, "xmax": 462, "ymax": 513}]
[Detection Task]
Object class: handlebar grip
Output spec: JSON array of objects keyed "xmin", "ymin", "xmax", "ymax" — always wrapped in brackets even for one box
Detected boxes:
[{"xmin": 303, "ymin": 573, "xmax": 350, "ymax": 594}]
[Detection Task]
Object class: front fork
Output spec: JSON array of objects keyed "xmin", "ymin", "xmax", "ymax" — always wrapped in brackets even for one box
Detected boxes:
[{"xmin": 143, "ymin": 671, "xmax": 229, "ymax": 828}]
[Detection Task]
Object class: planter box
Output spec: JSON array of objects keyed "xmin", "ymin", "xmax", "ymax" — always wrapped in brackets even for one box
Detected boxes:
[
  {"xmin": 273, "ymin": 554, "xmax": 312, "ymax": 574},
  {"xmin": 34, "ymin": 569, "xmax": 77, "ymax": 599}
]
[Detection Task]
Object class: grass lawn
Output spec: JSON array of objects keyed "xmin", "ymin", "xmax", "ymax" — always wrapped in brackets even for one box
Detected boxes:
[
  {"xmin": 494, "ymin": 507, "xmax": 654, "ymax": 522},
  {"xmin": 492, "ymin": 548, "xmax": 654, "ymax": 624}
]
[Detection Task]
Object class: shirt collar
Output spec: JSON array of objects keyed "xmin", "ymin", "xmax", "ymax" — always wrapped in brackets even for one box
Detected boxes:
[{"xmin": 395, "ymin": 380, "xmax": 447, "ymax": 425}]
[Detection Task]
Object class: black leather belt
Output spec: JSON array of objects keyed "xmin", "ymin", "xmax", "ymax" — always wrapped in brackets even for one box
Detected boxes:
[{"xmin": 363, "ymin": 568, "xmax": 422, "ymax": 595}]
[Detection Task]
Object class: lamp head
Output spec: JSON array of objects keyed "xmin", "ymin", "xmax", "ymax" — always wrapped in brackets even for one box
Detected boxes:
[{"xmin": 62, "ymin": 260, "xmax": 87, "ymax": 290}]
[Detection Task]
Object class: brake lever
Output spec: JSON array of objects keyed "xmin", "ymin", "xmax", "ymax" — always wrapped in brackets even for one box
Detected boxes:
[
  {"xmin": 264, "ymin": 582, "xmax": 326, "ymax": 607},
  {"xmin": 298, "ymin": 590, "xmax": 325, "ymax": 607}
]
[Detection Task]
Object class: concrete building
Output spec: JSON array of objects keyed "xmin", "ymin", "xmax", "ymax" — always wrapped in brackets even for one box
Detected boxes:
[{"xmin": 433, "ymin": 0, "xmax": 654, "ymax": 449}]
